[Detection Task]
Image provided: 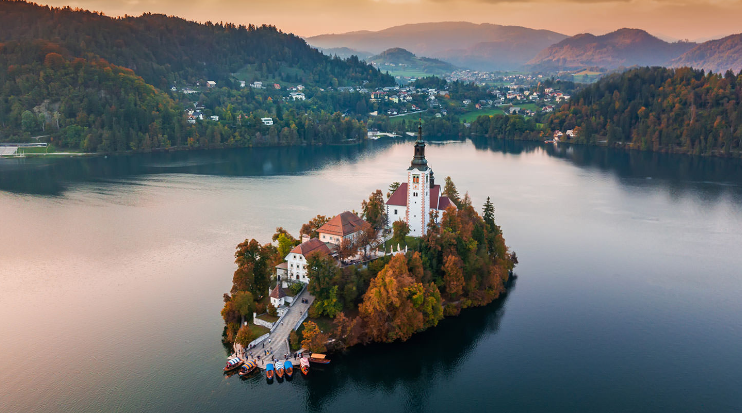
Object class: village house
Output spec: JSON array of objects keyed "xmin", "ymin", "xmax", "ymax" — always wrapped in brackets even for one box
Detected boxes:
[
  {"xmin": 239, "ymin": 81, "xmax": 246, "ymax": 88},
  {"xmin": 509, "ymin": 106, "xmax": 521, "ymax": 114},
  {"xmin": 386, "ymin": 124, "xmax": 456, "ymax": 237},
  {"xmin": 273, "ymin": 83, "xmax": 281, "ymax": 89},
  {"xmin": 290, "ymin": 92, "xmax": 306, "ymax": 101},
  {"xmin": 206, "ymin": 81, "xmax": 216, "ymax": 88},
  {"xmin": 554, "ymin": 130, "xmax": 564, "ymax": 140},
  {"xmin": 317, "ymin": 211, "xmax": 368, "ymax": 246},
  {"xmin": 210, "ymin": 115, "xmax": 219, "ymax": 121},
  {"xmin": 261, "ymin": 117, "xmax": 273, "ymax": 126},
  {"xmin": 283, "ymin": 238, "xmax": 332, "ymax": 284},
  {"xmin": 566, "ymin": 129, "xmax": 575, "ymax": 138},
  {"xmin": 269, "ymin": 283, "xmax": 290, "ymax": 308},
  {"xmin": 250, "ymin": 81, "xmax": 263, "ymax": 89}
]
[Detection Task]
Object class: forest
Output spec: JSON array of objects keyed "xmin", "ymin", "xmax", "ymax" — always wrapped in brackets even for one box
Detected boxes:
[
  {"xmin": 220, "ymin": 179, "xmax": 518, "ymax": 351},
  {"xmin": 465, "ymin": 67, "xmax": 742, "ymax": 156},
  {"xmin": 0, "ymin": 0, "xmax": 393, "ymax": 90}
]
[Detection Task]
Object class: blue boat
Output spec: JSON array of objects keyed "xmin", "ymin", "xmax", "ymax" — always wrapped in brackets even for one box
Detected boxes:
[{"xmin": 266, "ymin": 363, "xmax": 274, "ymax": 380}]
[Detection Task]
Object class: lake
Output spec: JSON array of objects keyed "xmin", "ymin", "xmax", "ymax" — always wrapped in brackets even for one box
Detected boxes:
[{"xmin": 0, "ymin": 139, "xmax": 740, "ymax": 412}]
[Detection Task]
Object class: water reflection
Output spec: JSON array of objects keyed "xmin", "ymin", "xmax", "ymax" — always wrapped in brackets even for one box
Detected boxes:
[
  {"xmin": 298, "ymin": 279, "xmax": 515, "ymax": 412},
  {"xmin": 1, "ymin": 140, "xmax": 739, "ymax": 202}
]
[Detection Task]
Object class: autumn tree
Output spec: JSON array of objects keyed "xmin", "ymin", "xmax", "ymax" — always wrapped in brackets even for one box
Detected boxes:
[
  {"xmin": 300, "ymin": 215, "xmax": 330, "ymax": 239},
  {"xmin": 231, "ymin": 290, "xmax": 255, "ymax": 325},
  {"xmin": 232, "ymin": 239, "xmax": 277, "ymax": 297},
  {"xmin": 356, "ymin": 222, "xmax": 380, "ymax": 260},
  {"xmin": 235, "ymin": 324, "xmax": 255, "ymax": 347},
  {"xmin": 392, "ymin": 220, "xmax": 410, "ymax": 246},
  {"xmin": 272, "ymin": 227, "xmax": 298, "ymax": 243},
  {"xmin": 307, "ymin": 252, "xmax": 343, "ymax": 317},
  {"xmin": 362, "ymin": 189, "xmax": 387, "ymax": 229},
  {"xmin": 267, "ymin": 302, "xmax": 278, "ymax": 317},
  {"xmin": 301, "ymin": 321, "xmax": 328, "ymax": 353},
  {"xmin": 333, "ymin": 312, "xmax": 361, "ymax": 348},
  {"xmin": 359, "ymin": 254, "xmax": 443, "ymax": 343},
  {"xmin": 443, "ymin": 255, "xmax": 464, "ymax": 299},
  {"xmin": 338, "ymin": 237, "xmax": 356, "ymax": 263},
  {"xmin": 443, "ymin": 176, "xmax": 461, "ymax": 207}
]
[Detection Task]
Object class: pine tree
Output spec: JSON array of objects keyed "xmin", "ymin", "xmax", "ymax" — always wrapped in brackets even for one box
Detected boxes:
[{"xmin": 482, "ymin": 197, "xmax": 495, "ymax": 230}]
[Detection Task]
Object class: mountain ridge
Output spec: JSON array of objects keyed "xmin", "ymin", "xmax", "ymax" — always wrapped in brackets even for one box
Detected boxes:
[{"xmin": 668, "ymin": 34, "xmax": 742, "ymax": 74}]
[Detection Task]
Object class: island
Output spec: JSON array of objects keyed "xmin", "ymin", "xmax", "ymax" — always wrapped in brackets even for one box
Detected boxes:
[{"xmin": 220, "ymin": 125, "xmax": 518, "ymax": 375}]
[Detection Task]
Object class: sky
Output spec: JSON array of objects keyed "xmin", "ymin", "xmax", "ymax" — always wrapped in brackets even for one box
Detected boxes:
[{"xmin": 37, "ymin": 0, "xmax": 741, "ymax": 41}]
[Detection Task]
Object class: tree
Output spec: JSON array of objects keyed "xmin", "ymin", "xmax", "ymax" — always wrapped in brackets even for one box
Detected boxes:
[
  {"xmin": 289, "ymin": 330, "xmax": 300, "ymax": 350},
  {"xmin": 482, "ymin": 197, "xmax": 495, "ymax": 230},
  {"xmin": 361, "ymin": 189, "xmax": 387, "ymax": 229},
  {"xmin": 338, "ymin": 238, "xmax": 356, "ymax": 263},
  {"xmin": 359, "ymin": 254, "xmax": 443, "ymax": 343},
  {"xmin": 232, "ymin": 239, "xmax": 277, "ymax": 297},
  {"xmin": 443, "ymin": 176, "xmax": 461, "ymax": 207},
  {"xmin": 307, "ymin": 252, "xmax": 343, "ymax": 317},
  {"xmin": 392, "ymin": 220, "xmax": 410, "ymax": 246},
  {"xmin": 356, "ymin": 222, "xmax": 380, "ymax": 260},
  {"xmin": 301, "ymin": 321, "xmax": 328, "ymax": 353},
  {"xmin": 277, "ymin": 233, "xmax": 296, "ymax": 261},
  {"xmin": 272, "ymin": 227, "xmax": 297, "ymax": 243},
  {"xmin": 300, "ymin": 215, "xmax": 330, "ymax": 239},
  {"xmin": 21, "ymin": 110, "xmax": 37, "ymax": 132},
  {"xmin": 443, "ymin": 255, "xmax": 464, "ymax": 299},
  {"xmin": 235, "ymin": 324, "xmax": 255, "ymax": 347},
  {"xmin": 387, "ymin": 182, "xmax": 401, "ymax": 199},
  {"xmin": 267, "ymin": 302, "xmax": 278, "ymax": 317},
  {"xmin": 231, "ymin": 291, "xmax": 255, "ymax": 325}
]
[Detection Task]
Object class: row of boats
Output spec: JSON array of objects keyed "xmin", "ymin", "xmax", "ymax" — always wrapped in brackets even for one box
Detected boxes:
[{"xmin": 223, "ymin": 354, "xmax": 331, "ymax": 380}]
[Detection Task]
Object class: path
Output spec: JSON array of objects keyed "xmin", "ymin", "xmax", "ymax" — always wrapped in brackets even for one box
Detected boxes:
[{"xmin": 233, "ymin": 287, "xmax": 315, "ymax": 370}]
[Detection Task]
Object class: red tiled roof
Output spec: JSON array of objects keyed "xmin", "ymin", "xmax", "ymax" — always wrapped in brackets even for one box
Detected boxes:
[
  {"xmin": 269, "ymin": 283, "xmax": 287, "ymax": 299},
  {"xmin": 289, "ymin": 238, "xmax": 332, "ymax": 257},
  {"xmin": 386, "ymin": 183, "xmax": 408, "ymax": 206},
  {"xmin": 429, "ymin": 184, "xmax": 440, "ymax": 209},
  {"xmin": 318, "ymin": 211, "xmax": 368, "ymax": 237},
  {"xmin": 386, "ymin": 183, "xmax": 454, "ymax": 211},
  {"xmin": 438, "ymin": 196, "xmax": 455, "ymax": 210}
]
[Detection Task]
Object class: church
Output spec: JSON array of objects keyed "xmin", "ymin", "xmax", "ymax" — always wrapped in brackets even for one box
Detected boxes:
[{"xmin": 386, "ymin": 124, "xmax": 456, "ymax": 237}]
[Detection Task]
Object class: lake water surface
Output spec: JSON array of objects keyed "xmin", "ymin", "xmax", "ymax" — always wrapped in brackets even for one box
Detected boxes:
[{"xmin": 0, "ymin": 139, "xmax": 740, "ymax": 412}]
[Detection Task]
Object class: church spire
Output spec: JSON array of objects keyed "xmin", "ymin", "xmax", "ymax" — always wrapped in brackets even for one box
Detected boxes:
[{"xmin": 410, "ymin": 119, "xmax": 428, "ymax": 170}]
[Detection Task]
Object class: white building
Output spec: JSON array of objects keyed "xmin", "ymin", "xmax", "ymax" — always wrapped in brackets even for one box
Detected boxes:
[
  {"xmin": 210, "ymin": 115, "xmax": 219, "ymax": 121},
  {"xmin": 206, "ymin": 81, "xmax": 216, "ymax": 88},
  {"xmin": 290, "ymin": 92, "xmax": 306, "ymax": 101},
  {"xmin": 317, "ymin": 211, "xmax": 368, "ymax": 246},
  {"xmin": 386, "ymin": 124, "xmax": 456, "ymax": 237},
  {"xmin": 261, "ymin": 118, "xmax": 273, "ymax": 126},
  {"xmin": 251, "ymin": 81, "xmax": 263, "ymax": 89},
  {"xmin": 284, "ymin": 238, "xmax": 332, "ymax": 284}
]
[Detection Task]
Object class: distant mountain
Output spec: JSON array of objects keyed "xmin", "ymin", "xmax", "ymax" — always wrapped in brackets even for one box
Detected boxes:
[
  {"xmin": 307, "ymin": 22, "xmax": 567, "ymax": 71},
  {"xmin": 317, "ymin": 47, "xmax": 373, "ymax": 60},
  {"xmin": 668, "ymin": 34, "xmax": 742, "ymax": 74},
  {"xmin": 368, "ymin": 48, "xmax": 457, "ymax": 75},
  {"xmin": 527, "ymin": 28, "xmax": 696, "ymax": 70}
]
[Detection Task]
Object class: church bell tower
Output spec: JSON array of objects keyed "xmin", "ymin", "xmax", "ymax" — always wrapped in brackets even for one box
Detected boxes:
[{"xmin": 407, "ymin": 122, "xmax": 432, "ymax": 237}]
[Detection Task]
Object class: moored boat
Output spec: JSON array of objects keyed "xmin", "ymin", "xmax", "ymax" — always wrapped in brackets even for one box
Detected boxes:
[
  {"xmin": 238, "ymin": 360, "xmax": 257, "ymax": 377},
  {"xmin": 308, "ymin": 354, "xmax": 330, "ymax": 364},
  {"xmin": 276, "ymin": 360, "xmax": 285, "ymax": 379},
  {"xmin": 285, "ymin": 361, "xmax": 294, "ymax": 378},
  {"xmin": 300, "ymin": 357, "xmax": 310, "ymax": 375},
  {"xmin": 266, "ymin": 363, "xmax": 274, "ymax": 380},
  {"xmin": 223, "ymin": 357, "xmax": 244, "ymax": 373}
]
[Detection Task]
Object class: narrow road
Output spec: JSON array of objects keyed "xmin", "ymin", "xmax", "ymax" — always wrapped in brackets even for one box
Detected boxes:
[{"xmin": 234, "ymin": 287, "xmax": 314, "ymax": 370}]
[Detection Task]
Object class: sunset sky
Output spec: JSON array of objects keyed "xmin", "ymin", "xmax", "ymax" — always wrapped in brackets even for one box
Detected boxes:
[{"xmin": 37, "ymin": 0, "xmax": 741, "ymax": 42}]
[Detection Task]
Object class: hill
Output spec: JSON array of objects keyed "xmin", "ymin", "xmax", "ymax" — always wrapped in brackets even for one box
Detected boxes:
[
  {"xmin": 0, "ymin": 40, "xmax": 184, "ymax": 151},
  {"xmin": 368, "ymin": 48, "xmax": 457, "ymax": 75},
  {"xmin": 668, "ymin": 34, "xmax": 742, "ymax": 74},
  {"xmin": 527, "ymin": 28, "xmax": 696, "ymax": 70},
  {"xmin": 0, "ymin": 0, "xmax": 394, "ymax": 89},
  {"xmin": 307, "ymin": 22, "xmax": 567, "ymax": 71},
  {"xmin": 546, "ymin": 67, "xmax": 741, "ymax": 155},
  {"xmin": 317, "ymin": 47, "xmax": 373, "ymax": 60}
]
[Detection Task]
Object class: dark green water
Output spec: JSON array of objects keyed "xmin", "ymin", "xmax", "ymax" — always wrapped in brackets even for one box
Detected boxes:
[{"xmin": 0, "ymin": 140, "xmax": 740, "ymax": 412}]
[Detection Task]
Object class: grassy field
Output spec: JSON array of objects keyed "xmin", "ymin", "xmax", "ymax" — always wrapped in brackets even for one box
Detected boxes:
[
  {"xmin": 513, "ymin": 103, "xmax": 539, "ymax": 111},
  {"xmin": 460, "ymin": 107, "xmax": 505, "ymax": 122},
  {"xmin": 257, "ymin": 313, "xmax": 280, "ymax": 323},
  {"xmin": 14, "ymin": 144, "xmax": 59, "ymax": 154}
]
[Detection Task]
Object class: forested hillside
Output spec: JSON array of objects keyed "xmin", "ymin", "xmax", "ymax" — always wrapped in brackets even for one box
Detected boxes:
[
  {"xmin": 0, "ymin": 41, "xmax": 185, "ymax": 152},
  {"xmin": 0, "ymin": 0, "xmax": 393, "ymax": 89},
  {"xmin": 546, "ymin": 67, "xmax": 741, "ymax": 155}
]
